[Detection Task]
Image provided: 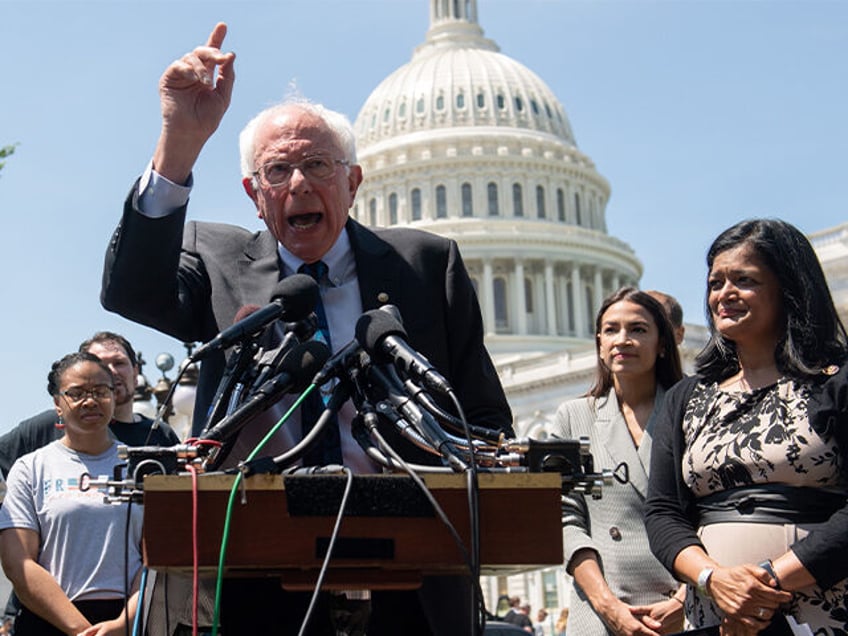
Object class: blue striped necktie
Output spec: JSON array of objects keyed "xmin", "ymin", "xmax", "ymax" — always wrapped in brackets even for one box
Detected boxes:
[{"xmin": 297, "ymin": 262, "xmax": 342, "ymax": 465}]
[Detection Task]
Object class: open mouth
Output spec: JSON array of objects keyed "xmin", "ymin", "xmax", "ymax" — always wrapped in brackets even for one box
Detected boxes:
[{"xmin": 289, "ymin": 213, "xmax": 323, "ymax": 229}]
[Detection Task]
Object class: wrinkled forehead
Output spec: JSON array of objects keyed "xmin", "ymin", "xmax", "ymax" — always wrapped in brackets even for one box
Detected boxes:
[
  {"xmin": 255, "ymin": 108, "xmax": 342, "ymax": 160},
  {"xmin": 87, "ymin": 339, "xmax": 129, "ymax": 360}
]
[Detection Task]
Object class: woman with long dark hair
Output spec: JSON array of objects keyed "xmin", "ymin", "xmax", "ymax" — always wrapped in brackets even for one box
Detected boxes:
[
  {"xmin": 646, "ymin": 219, "xmax": 848, "ymax": 634},
  {"xmin": 552, "ymin": 287, "xmax": 684, "ymax": 635}
]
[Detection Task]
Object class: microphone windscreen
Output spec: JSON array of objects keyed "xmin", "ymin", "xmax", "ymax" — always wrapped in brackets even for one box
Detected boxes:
[
  {"xmin": 280, "ymin": 340, "xmax": 331, "ymax": 393},
  {"xmin": 233, "ymin": 304, "xmax": 262, "ymax": 324},
  {"xmin": 354, "ymin": 310, "xmax": 408, "ymax": 362},
  {"xmin": 272, "ymin": 274, "xmax": 319, "ymax": 322}
]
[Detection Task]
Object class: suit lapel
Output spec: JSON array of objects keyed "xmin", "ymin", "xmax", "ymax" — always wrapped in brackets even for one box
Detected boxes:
[
  {"xmin": 238, "ymin": 230, "xmax": 281, "ymax": 306},
  {"xmin": 596, "ymin": 391, "xmax": 650, "ymax": 498},
  {"xmin": 346, "ymin": 219, "xmax": 401, "ymax": 311}
]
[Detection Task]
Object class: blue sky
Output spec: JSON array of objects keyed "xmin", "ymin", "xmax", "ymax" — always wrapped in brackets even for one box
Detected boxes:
[{"xmin": 0, "ymin": 0, "xmax": 845, "ymax": 432}]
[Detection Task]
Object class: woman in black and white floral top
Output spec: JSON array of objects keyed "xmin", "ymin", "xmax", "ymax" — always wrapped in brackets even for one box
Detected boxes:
[{"xmin": 645, "ymin": 219, "xmax": 848, "ymax": 635}]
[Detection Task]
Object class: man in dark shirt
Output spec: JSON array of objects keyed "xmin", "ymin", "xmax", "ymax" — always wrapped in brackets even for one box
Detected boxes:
[{"xmin": 0, "ymin": 330, "xmax": 180, "ymax": 477}]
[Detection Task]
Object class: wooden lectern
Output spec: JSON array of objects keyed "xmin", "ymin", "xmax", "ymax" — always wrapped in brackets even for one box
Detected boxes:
[{"xmin": 142, "ymin": 472, "xmax": 563, "ymax": 590}]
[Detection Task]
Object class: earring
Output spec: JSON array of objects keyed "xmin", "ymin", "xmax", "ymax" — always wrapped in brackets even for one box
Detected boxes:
[{"xmin": 55, "ymin": 416, "xmax": 65, "ymax": 430}]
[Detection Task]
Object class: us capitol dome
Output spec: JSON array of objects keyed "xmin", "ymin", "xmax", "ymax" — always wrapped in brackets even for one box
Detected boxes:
[
  {"xmin": 354, "ymin": 0, "xmax": 641, "ymax": 352},
  {"xmin": 352, "ymin": 0, "xmax": 650, "ymax": 438}
]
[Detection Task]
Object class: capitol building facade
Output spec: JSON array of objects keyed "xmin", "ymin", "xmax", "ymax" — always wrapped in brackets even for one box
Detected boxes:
[
  {"xmin": 350, "ymin": 0, "xmax": 644, "ymax": 615},
  {"xmin": 345, "ymin": 0, "xmax": 848, "ymax": 623},
  {"xmin": 351, "ymin": 0, "xmax": 650, "ymax": 442}
]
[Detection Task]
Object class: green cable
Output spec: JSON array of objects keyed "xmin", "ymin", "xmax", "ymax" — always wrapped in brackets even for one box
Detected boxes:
[{"xmin": 209, "ymin": 385, "xmax": 315, "ymax": 636}]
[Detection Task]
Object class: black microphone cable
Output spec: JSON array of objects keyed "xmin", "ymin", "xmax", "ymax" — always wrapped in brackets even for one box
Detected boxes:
[
  {"xmin": 401, "ymin": 378, "xmax": 504, "ymax": 445},
  {"xmin": 296, "ymin": 466, "xmax": 354, "ymax": 636},
  {"xmin": 142, "ymin": 351, "xmax": 197, "ymax": 446},
  {"xmin": 357, "ymin": 402, "xmax": 488, "ymax": 635},
  {"xmin": 445, "ymin": 388, "xmax": 487, "ymax": 636}
]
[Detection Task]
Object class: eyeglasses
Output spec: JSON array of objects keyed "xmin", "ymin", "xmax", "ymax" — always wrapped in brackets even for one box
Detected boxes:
[
  {"xmin": 60, "ymin": 385, "xmax": 114, "ymax": 403},
  {"xmin": 253, "ymin": 155, "xmax": 349, "ymax": 189}
]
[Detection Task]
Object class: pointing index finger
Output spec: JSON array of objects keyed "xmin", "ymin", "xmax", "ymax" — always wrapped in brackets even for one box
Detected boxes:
[{"xmin": 206, "ymin": 22, "xmax": 228, "ymax": 50}]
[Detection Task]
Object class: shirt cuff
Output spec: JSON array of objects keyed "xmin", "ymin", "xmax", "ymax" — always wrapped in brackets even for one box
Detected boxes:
[{"xmin": 137, "ymin": 160, "xmax": 193, "ymax": 218}]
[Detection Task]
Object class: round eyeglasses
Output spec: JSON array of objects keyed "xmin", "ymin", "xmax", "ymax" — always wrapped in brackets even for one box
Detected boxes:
[
  {"xmin": 253, "ymin": 155, "xmax": 349, "ymax": 189},
  {"xmin": 60, "ymin": 385, "xmax": 114, "ymax": 403}
]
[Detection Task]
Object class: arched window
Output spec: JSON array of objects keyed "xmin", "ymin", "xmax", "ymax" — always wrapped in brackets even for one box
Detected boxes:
[
  {"xmin": 416, "ymin": 97, "xmax": 425, "ymax": 114},
  {"xmin": 388, "ymin": 192, "xmax": 398, "ymax": 225},
  {"xmin": 512, "ymin": 183, "xmax": 523, "ymax": 217},
  {"xmin": 514, "ymin": 96, "xmax": 523, "ymax": 112},
  {"xmin": 456, "ymin": 92, "xmax": 465, "ymax": 109},
  {"xmin": 369, "ymin": 198, "xmax": 377, "ymax": 226},
  {"xmin": 487, "ymin": 182, "xmax": 499, "ymax": 216},
  {"xmin": 436, "ymin": 185, "xmax": 447, "ymax": 218},
  {"xmin": 494, "ymin": 277, "xmax": 508, "ymax": 331},
  {"xmin": 536, "ymin": 185, "xmax": 546, "ymax": 219},
  {"xmin": 411, "ymin": 188, "xmax": 422, "ymax": 221},
  {"xmin": 461, "ymin": 183, "xmax": 473, "ymax": 217},
  {"xmin": 496, "ymin": 94, "xmax": 505, "ymax": 110},
  {"xmin": 524, "ymin": 277, "xmax": 534, "ymax": 312},
  {"xmin": 557, "ymin": 188, "xmax": 566, "ymax": 221},
  {"xmin": 435, "ymin": 94, "xmax": 445, "ymax": 111},
  {"xmin": 476, "ymin": 93, "xmax": 485, "ymax": 108}
]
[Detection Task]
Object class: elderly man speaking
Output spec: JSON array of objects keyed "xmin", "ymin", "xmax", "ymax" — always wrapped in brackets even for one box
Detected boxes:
[{"xmin": 101, "ymin": 23, "xmax": 512, "ymax": 636}]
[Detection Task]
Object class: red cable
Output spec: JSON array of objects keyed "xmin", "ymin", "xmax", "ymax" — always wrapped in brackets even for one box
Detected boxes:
[{"xmin": 185, "ymin": 464, "xmax": 200, "ymax": 636}]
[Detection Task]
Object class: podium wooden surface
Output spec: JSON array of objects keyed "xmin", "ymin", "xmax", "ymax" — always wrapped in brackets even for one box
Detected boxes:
[{"xmin": 142, "ymin": 472, "xmax": 563, "ymax": 588}]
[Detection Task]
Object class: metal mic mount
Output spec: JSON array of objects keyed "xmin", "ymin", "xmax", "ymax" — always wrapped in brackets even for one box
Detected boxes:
[{"xmin": 500, "ymin": 437, "xmax": 613, "ymax": 498}]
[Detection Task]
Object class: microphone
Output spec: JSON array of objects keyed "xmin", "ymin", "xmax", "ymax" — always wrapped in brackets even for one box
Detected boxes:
[
  {"xmin": 247, "ymin": 314, "xmax": 318, "ymax": 395},
  {"xmin": 311, "ymin": 339, "xmax": 367, "ymax": 387},
  {"xmin": 365, "ymin": 363, "xmax": 467, "ymax": 471},
  {"xmin": 200, "ymin": 341, "xmax": 330, "ymax": 443},
  {"xmin": 354, "ymin": 309, "xmax": 451, "ymax": 394},
  {"xmin": 191, "ymin": 274, "xmax": 318, "ymax": 361}
]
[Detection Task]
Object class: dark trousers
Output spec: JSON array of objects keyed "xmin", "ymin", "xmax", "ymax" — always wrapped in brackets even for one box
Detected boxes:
[
  {"xmin": 15, "ymin": 598, "xmax": 126, "ymax": 636},
  {"xmin": 220, "ymin": 575, "xmax": 472, "ymax": 636}
]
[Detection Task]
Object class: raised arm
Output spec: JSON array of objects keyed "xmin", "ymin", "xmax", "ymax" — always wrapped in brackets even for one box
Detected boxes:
[{"xmin": 153, "ymin": 22, "xmax": 236, "ymax": 184}]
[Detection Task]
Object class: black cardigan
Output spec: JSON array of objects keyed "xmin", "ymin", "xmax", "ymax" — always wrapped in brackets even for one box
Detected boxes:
[{"xmin": 645, "ymin": 365, "xmax": 848, "ymax": 589}]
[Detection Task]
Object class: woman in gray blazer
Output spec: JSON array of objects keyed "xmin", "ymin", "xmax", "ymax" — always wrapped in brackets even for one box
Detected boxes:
[{"xmin": 551, "ymin": 288, "xmax": 684, "ymax": 635}]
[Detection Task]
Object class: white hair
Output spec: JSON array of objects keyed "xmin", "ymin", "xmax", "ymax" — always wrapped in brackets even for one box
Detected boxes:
[{"xmin": 238, "ymin": 98, "xmax": 358, "ymax": 180}]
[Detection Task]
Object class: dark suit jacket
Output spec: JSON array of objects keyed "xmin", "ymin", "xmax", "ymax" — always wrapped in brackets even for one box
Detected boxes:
[{"xmin": 101, "ymin": 185, "xmax": 513, "ymax": 461}]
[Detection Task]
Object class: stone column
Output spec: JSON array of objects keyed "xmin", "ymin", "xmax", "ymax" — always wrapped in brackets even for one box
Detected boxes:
[
  {"xmin": 571, "ymin": 265, "xmax": 587, "ymax": 338},
  {"xmin": 557, "ymin": 275, "xmax": 569, "ymax": 335},
  {"xmin": 483, "ymin": 258, "xmax": 495, "ymax": 336},
  {"xmin": 545, "ymin": 260, "xmax": 556, "ymax": 336},
  {"xmin": 593, "ymin": 267, "xmax": 604, "ymax": 317},
  {"xmin": 514, "ymin": 260, "xmax": 527, "ymax": 335}
]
